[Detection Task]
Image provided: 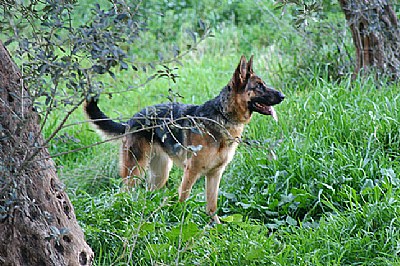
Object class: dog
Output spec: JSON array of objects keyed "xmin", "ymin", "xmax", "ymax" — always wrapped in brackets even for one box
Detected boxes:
[{"xmin": 84, "ymin": 55, "xmax": 285, "ymax": 223}]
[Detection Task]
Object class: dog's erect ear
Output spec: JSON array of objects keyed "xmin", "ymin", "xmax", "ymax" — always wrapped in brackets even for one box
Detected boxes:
[
  {"xmin": 247, "ymin": 55, "xmax": 254, "ymax": 75},
  {"xmin": 232, "ymin": 55, "xmax": 247, "ymax": 90}
]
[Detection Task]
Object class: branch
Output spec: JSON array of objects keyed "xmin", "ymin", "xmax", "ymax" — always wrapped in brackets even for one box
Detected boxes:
[
  {"xmin": 19, "ymin": 98, "xmax": 85, "ymax": 170},
  {"xmin": 28, "ymin": 115, "xmax": 235, "ymax": 163}
]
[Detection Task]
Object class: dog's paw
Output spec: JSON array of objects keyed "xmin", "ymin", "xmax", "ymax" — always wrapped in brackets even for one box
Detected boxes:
[
  {"xmin": 211, "ymin": 215, "xmax": 221, "ymax": 224},
  {"xmin": 178, "ymin": 186, "xmax": 191, "ymax": 202}
]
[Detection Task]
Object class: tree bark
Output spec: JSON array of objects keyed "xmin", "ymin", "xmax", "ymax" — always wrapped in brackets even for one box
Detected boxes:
[
  {"xmin": 339, "ymin": 0, "xmax": 400, "ymax": 80},
  {"xmin": 0, "ymin": 42, "xmax": 93, "ymax": 265}
]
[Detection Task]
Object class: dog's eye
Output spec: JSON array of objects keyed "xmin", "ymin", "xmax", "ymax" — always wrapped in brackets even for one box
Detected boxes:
[{"xmin": 254, "ymin": 84, "xmax": 264, "ymax": 93}]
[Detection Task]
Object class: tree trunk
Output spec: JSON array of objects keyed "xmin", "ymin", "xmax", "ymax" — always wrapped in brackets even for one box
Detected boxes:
[
  {"xmin": 0, "ymin": 42, "xmax": 93, "ymax": 265},
  {"xmin": 339, "ymin": 0, "xmax": 400, "ymax": 80}
]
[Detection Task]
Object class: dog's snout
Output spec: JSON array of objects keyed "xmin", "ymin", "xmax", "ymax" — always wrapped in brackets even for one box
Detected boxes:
[{"xmin": 278, "ymin": 91, "xmax": 285, "ymax": 101}]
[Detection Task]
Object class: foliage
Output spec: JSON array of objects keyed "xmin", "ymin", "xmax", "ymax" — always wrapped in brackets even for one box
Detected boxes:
[
  {"xmin": 2, "ymin": 0, "xmax": 400, "ymax": 265},
  {"xmin": 52, "ymin": 56, "xmax": 399, "ymax": 264},
  {"xmin": 276, "ymin": 0, "xmax": 400, "ymax": 81},
  {"xmin": 220, "ymin": 78, "xmax": 400, "ymax": 224},
  {"xmin": 0, "ymin": 0, "xmax": 208, "ymax": 122}
]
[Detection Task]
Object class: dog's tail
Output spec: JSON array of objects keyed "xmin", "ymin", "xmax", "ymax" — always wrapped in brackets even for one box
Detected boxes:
[{"xmin": 83, "ymin": 97, "xmax": 126, "ymax": 136}]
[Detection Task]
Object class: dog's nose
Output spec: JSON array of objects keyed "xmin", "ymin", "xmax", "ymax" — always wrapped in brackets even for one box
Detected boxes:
[{"xmin": 278, "ymin": 92, "xmax": 285, "ymax": 101}]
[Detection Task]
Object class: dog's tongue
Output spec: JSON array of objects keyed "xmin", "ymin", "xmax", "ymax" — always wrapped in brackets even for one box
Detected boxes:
[
  {"xmin": 270, "ymin": 106, "xmax": 278, "ymax": 122},
  {"xmin": 255, "ymin": 102, "xmax": 278, "ymax": 121}
]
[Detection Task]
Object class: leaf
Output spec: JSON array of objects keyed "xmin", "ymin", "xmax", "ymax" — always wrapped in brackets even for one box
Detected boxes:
[
  {"xmin": 186, "ymin": 29, "xmax": 196, "ymax": 43},
  {"xmin": 266, "ymin": 219, "xmax": 285, "ymax": 230},
  {"xmin": 362, "ymin": 179, "xmax": 374, "ymax": 190},
  {"xmin": 220, "ymin": 214, "xmax": 243, "ymax": 223},
  {"xmin": 108, "ymin": 70, "xmax": 115, "ymax": 79},
  {"xmin": 321, "ymin": 182, "xmax": 335, "ymax": 192},
  {"xmin": 146, "ymin": 74, "xmax": 156, "ymax": 82},
  {"xmin": 286, "ymin": 215, "xmax": 297, "ymax": 226},
  {"xmin": 222, "ymin": 192, "xmax": 236, "ymax": 200},
  {"xmin": 120, "ymin": 60, "xmax": 128, "ymax": 70},
  {"xmin": 145, "ymin": 243, "xmax": 169, "ymax": 259},
  {"xmin": 381, "ymin": 168, "xmax": 396, "ymax": 179},
  {"xmin": 172, "ymin": 45, "xmax": 180, "ymax": 57},
  {"xmin": 115, "ymin": 13, "xmax": 128, "ymax": 21},
  {"xmin": 165, "ymin": 222, "xmax": 200, "ymax": 242},
  {"xmin": 138, "ymin": 222, "xmax": 156, "ymax": 237},
  {"xmin": 245, "ymin": 247, "xmax": 264, "ymax": 260},
  {"xmin": 92, "ymin": 65, "xmax": 106, "ymax": 74},
  {"xmin": 279, "ymin": 193, "xmax": 295, "ymax": 206},
  {"xmin": 158, "ymin": 52, "xmax": 164, "ymax": 61},
  {"xmin": 4, "ymin": 38, "xmax": 14, "ymax": 46},
  {"xmin": 45, "ymin": 96, "xmax": 51, "ymax": 106},
  {"xmin": 236, "ymin": 202, "xmax": 252, "ymax": 209},
  {"xmin": 198, "ymin": 19, "xmax": 205, "ymax": 30}
]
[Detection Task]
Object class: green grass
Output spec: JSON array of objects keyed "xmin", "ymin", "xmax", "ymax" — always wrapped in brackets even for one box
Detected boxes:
[
  {"xmin": 35, "ymin": 1, "xmax": 400, "ymax": 265},
  {"xmin": 47, "ymin": 52, "xmax": 400, "ymax": 265}
]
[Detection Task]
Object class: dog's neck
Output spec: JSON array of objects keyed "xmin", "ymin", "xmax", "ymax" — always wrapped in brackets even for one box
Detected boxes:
[
  {"xmin": 212, "ymin": 86, "xmax": 232, "ymax": 123},
  {"xmin": 215, "ymin": 85, "xmax": 252, "ymax": 125}
]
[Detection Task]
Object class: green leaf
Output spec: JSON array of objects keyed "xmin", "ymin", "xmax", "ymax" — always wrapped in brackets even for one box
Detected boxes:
[
  {"xmin": 138, "ymin": 222, "xmax": 156, "ymax": 237},
  {"xmin": 220, "ymin": 214, "xmax": 243, "ymax": 223},
  {"xmin": 245, "ymin": 247, "xmax": 264, "ymax": 260},
  {"xmin": 286, "ymin": 215, "xmax": 298, "ymax": 226},
  {"xmin": 165, "ymin": 222, "xmax": 200, "ymax": 242},
  {"xmin": 145, "ymin": 243, "xmax": 170, "ymax": 259}
]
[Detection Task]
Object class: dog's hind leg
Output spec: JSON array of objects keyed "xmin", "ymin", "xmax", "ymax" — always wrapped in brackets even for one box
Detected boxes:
[
  {"xmin": 148, "ymin": 150, "xmax": 173, "ymax": 190},
  {"xmin": 119, "ymin": 136, "xmax": 151, "ymax": 188}
]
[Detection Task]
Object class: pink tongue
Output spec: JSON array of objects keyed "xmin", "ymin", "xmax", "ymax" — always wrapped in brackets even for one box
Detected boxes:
[
  {"xmin": 270, "ymin": 106, "xmax": 278, "ymax": 122},
  {"xmin": 255, "ymin": 103, "xmax": 278, "ymax": 121}
]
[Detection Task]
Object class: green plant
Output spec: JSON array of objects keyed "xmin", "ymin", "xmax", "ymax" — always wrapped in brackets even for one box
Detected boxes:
[{"xmin": 4, "ymin": 0, "xmax": 400, "ymax": 264}]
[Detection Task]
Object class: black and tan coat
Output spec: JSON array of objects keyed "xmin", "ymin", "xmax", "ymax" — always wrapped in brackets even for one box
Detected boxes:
[{"xmin": 84, "ymin": 56, "xmax": 285, "ymax": 223}]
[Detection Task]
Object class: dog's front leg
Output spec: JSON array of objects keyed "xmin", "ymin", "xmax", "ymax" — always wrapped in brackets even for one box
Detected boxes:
[
  {"xmin": 205, "ymin": 168, "xmax": 225, "ymax": 224},
  {"xmin": 178, "ymin": 160, "xmax": 201, "ymax": 202}
]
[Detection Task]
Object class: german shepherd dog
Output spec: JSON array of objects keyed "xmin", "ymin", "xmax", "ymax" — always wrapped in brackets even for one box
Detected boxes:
[{"xmin": 84, "ymin": 56, "xmax": 284, "ymax": 223}]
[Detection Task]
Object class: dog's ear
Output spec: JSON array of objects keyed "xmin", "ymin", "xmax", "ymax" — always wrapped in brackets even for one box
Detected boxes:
[
  {"xmin": 231, "ymin": 55, "xmax": 247, "ymax": 90},
  {"xmin": 247, "ymin": 55, "xmax": 254, "ymax": 75}
]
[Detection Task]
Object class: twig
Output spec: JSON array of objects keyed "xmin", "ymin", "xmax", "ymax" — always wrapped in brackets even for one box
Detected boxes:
[
  {"xmin": 175, "ymin": 201, "xmax": 187, "ymax": 266},
  {"xmin": 19, "ymin": 98, "xmax": 85, "ymax": 170}
]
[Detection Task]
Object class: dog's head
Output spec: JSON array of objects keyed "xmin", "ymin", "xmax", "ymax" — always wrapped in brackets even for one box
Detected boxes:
[{"xmin": 229, "ymin": 55, "xmax": 285, "ymax": 121}]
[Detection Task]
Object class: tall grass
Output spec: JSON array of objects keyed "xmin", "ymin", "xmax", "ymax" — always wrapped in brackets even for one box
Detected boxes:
[
  {"xmin": 41, "ymin": 1, "xmax": 400, "ymax": 265},
  {"xmin": 48, "ymin": 54, "xmax": 399, "ymax": 265}
]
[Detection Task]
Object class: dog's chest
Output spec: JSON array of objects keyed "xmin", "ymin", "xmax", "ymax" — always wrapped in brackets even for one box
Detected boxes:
[
  {"xmin": 218, "ymin": 140, "xmax": 239, "ymax": 164},
  {"xmin": 206, "ymin": 126, "xmax": 243, "ymax": 169}
]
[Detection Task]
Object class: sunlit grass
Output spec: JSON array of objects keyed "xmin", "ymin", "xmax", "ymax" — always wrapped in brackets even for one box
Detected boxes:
[
  {"xmin": 40, "ymin": 3, "xmax": 400, "ymax": 265},
  {"xmin": 46, "ymin": 49, "xmax": 400, "ymax": 265}
]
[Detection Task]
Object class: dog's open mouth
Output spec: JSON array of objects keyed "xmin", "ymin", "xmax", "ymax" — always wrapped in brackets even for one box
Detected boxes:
[{"xmin": 252, "ymin": 102, "xmax": 278, "ymax": 121}]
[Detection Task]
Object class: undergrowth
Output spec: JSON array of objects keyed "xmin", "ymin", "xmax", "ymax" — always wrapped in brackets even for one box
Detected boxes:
[
  {"xmin": 50, "ymin": 59, "xmax": 399, "ymax": 265},
  {"xmin": 40, "ymin": 1, "xmax": 400, "ymax": 265}
]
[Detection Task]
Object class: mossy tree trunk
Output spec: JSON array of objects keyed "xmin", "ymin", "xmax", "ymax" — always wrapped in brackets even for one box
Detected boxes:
[
  {"xmin": 0, "ymin": 42, "xmax": 93, "ymax": 265},
  {"xmin": 339, "ymin": 0, "xmax": 400, "ymax": 80}
]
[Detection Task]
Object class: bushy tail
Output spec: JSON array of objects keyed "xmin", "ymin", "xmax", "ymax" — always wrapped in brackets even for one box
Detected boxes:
[{"xmin": 83, "ymin": 97, "xmax": 126, "ymax": 136}]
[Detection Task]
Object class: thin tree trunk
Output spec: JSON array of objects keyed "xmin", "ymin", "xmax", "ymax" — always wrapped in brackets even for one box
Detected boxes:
[
  {"xmin": 0, "ymin": 41, "xmax": 93, "ymax": 265},
  {"xmin": 339, "ymin": 0, "xmax": 400, "ymax": 80}
]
